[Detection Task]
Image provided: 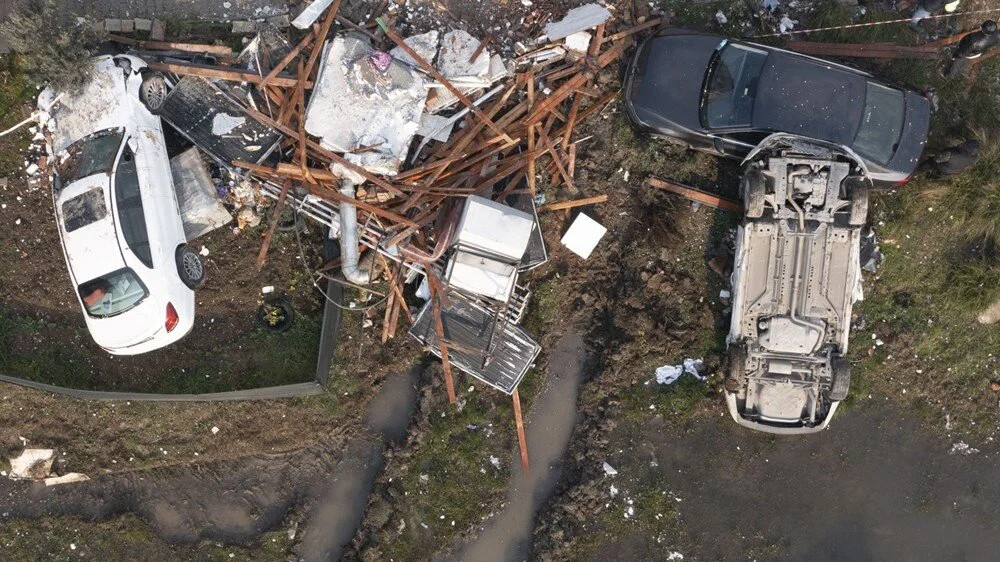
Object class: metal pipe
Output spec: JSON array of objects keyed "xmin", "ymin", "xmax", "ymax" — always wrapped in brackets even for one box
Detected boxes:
[{"xmin": 339, "ymin": 179, "xmax": 375, "ymax": 285}]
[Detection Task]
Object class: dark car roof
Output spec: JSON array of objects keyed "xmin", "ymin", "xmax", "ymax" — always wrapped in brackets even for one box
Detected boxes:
[
  {"xmin": 752, "ymin": 50, "xmax": 867, "ymax": 145},
  {"xmin": 628, "ymin": 33, "xmax": 721, "ymax": 131}
]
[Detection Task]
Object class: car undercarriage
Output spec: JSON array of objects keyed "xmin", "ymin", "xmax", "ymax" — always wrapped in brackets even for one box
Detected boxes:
[{"xmin": 725, "ymin": 136, "xmax": 869, "ymax": 434}]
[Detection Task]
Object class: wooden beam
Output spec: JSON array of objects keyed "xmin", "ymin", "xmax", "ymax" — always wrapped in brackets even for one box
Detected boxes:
[
  {"xmin": 429, "ymin": 278, "xmax": 457, "ymax": 404},
  {"xmin": 303, "ymin": 0, "xmax": 342, "ymax": 83},
  {"xmin": 259, "ymin": 31, "xmax": 316, "ymax": 88},
  {"xmin": 377, "ymin": 18, "xmax": 514, "ymax": 144},
  {"xmin": 539, "ymin": 194, "xmax": 607, "ymax": 211},
  {"xmin": 146, "ymin": 60, "xmax": 310, "ymax": 88},
  {"xmin": 647, "ymin": 177, "xmax": 742, "ymax": 212},
  {"xmin": 600, "ymin": 18, "xmax": 661, "ymax": 44},
  {"xmin": 304, "ymin": 183, "xmax": 421, "ymax": 227},
  {"xmin": 108, "ymin": 34, "xmax": 234, "ymax": 56},
  {"xmin": 513, "ymin": 389, "xmax": 530, "ymax": 471},
  {"xmin": 256, "ymin": 179, "xmax": 292, "ymax": 267},
  {"xmin": 242, "ymin": 107, "xmax": 407, "ymax": 198}
]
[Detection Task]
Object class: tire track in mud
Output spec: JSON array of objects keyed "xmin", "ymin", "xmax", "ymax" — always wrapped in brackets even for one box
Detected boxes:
[
  {"xmin": 446, "ymin": 333, "xmax": 589, "ymax": 562},
  {"xmin": 0, "ymin": 367, "xmax": 424, "ymax": 554}
]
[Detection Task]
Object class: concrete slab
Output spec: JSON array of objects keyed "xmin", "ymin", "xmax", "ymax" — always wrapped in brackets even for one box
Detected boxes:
[
  {"xmin": 150, "ymin": 18, "xmax": 166, "ymax": 40},
  {"xmin": 104, "ymin": 18, "xmax": 122, "ymax": 32},
  {"xmin": 134, "ymin": 18, "xmax": 152, "ymax": 31}
]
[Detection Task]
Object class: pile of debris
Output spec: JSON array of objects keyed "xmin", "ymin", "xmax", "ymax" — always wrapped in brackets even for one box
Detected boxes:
[{"xmin": 109, "ymin": 2, "xmax": 658, "ymax": 403}]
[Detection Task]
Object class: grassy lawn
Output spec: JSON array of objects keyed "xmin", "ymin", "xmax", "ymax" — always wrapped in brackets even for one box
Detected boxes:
[{"xmin": 0, "ymin": 515, "xmax": 295, "ymax": 562}]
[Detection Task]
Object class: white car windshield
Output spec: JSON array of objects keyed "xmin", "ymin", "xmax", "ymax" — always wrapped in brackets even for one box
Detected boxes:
[
  {"xmin": 57, "ymin": 128, "xmax": 124, "ymax": 185},
  {"xmin": 78, "ymin": 268, "xmax": 149, "ymax": 318}
]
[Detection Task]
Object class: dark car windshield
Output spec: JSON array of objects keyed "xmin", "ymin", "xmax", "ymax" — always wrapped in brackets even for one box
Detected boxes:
[
  {"xmin": 851, "ymin": 82, "xmax": 905, "ymax": 166},
  {"xmin": 701, "ymin": 42, "xmax": 768, "ymax": 129},
  {"xmin": 78, "ymin": 268, "xmax": 148, "ymax": 318},
  {"xmin": 56, "ymin": 128, "xmax": 124, "ymax": 184}
]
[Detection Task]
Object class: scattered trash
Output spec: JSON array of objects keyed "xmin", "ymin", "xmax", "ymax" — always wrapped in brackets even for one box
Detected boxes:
[
  {"xmin": 609, "ymin": 484, "xmax": 619, "ymax": 497},
  {"xmin": 654, "ymin": 358, "xmax": 705, "ymax": 385},
  {"xmin": 211, "ymin": 426, "xmax": 220, "ymax": 434},
  {"xmin": 211, "ymin": 113, "xmax": 246, "ymax": 136},
  {"xmin": 561, "ymin": 213, "xmax": 607, "ymax": 260},
  {"xmin": 44, "ymin": 473, "xmax": 91, "ymax": 486},
  {"xmin": 564, "ymin": 31, "xmax": 593, "ymax": 53},
  {"xmin": 715, "ymin": 11, "xmax": 728, "ymax": 25},
  {"xmin": 860, "ymin": 229, "xmax": 884, "ymax": 274},
  {"xmin": 602, "ymin": 461, "xmax": 618, "ymax": 476},
  {"xmin": 949, "ymin": 441, "xmax": 980, "ymax": 455},
  {"xmin": 8, "ymin": 448, "xmax": 55, "ymax": 480},
  {"xmin": 490, "ymin": 456, "xmax": 501, "ymax": 469}
]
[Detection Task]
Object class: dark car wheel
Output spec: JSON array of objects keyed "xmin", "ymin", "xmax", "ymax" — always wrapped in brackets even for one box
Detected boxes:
[
  {"xmin": 176, "ymin": 246, "xmax": 206, "ymax": 290},
  {"xmin": 139, "ymin": 71, "xmax": 168, "ymax": 115},
  {"xmin": 830, "ymin": 357, "xmax": 851, "ymax": 401},
  {"xmin": 849, "ymin": 184, "xmax": 869, "ymax": 227}
]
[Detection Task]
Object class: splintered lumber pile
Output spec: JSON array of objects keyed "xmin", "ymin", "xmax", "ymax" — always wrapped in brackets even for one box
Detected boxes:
[{"xmin": 195, "ymin": 2, "xmax": 656, "ymax": 347}]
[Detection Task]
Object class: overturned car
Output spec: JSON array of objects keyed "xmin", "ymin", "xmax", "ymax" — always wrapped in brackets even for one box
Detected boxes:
[{"xmin": 725, "ymin": 134, "xmax": 869, "ymax": 434}]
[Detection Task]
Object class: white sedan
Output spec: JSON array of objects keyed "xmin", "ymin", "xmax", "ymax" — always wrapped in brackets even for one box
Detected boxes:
[{"xmin": 40, "ymin": 55, "xmax": 204, "ymax": 355}]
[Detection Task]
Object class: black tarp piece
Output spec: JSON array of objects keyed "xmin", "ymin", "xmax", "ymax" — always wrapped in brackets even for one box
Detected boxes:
[{"xmin": 159, "ymin": 76, "xmax": 282, "ymax": 168}]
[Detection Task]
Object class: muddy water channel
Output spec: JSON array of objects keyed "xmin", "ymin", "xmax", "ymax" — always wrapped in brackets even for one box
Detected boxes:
[{"xmin": 450, "ymin": 333, "xmax": 588, "ymax": 562}]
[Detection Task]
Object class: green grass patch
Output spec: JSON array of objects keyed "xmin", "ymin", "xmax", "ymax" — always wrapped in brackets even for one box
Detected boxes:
[
  {"xmin": 381, "ymin": 390, "xmax": 513, "ymax": 561},
  {"xmin": 0, "ymin": 306, "xmax": 322, "ymax": 394},
  {"xmin": 0, "ymin": 515, "xmax": 294, "ymax": 562}
]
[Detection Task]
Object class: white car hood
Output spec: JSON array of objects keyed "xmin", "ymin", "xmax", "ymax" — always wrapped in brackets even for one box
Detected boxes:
[{"xmin": 39, "ymin": 56, "xmax": 132, "ymax": 154}]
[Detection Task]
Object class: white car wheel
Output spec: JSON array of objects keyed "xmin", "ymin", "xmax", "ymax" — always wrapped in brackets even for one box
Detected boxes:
[{"xmin": 176, "ymin": 246, "xmax": 206, "ymax": 290}]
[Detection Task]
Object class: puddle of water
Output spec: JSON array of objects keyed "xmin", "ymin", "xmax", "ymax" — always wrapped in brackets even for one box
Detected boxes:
[
  {"xmin": 297, "ymin": 367, "xmax": 421, "ymax": 561},
  {"xmin": 451, "ymin": 332, "xmax": 587, "ymax": 562}
]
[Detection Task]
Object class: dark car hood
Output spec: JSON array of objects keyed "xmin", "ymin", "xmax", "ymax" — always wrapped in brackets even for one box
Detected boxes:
[
  {"xmin": 752, "ymin": 52, "xmax": 866, "ymax": 145},
  {"xmin": 886, "ymin": 90, "xmax": 930, "ymax": 177},
  {"xmin": 627, "ymin": 33, "xmax": 722, "ymax": 132}
]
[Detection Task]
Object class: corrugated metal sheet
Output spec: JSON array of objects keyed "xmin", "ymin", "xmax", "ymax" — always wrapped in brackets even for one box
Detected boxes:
[
  {"xmin": 409, "ymin": 293, "xmax": 540, "ymax": 394},
  {"xmin": 160, "ymin": 76, "xmax": 281, "ymax": 167}
]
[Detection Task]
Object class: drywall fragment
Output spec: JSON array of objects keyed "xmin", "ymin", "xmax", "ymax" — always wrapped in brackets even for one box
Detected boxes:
[{"xmin": 543, "ymin": 4, "xmax": 612, "ymax": 41}]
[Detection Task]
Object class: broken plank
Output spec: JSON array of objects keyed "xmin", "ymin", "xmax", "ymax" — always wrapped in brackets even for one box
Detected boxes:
[
  {"xmin": 257, "ymin": 180, "xmax": 293, "ymax": 267},
  {"xmin": 647, "ymin": 177, "xmax": 742, "ymax": 212},
  {"xmin": 377, "ymin": 18, "xmax": 514, "ymax": 145},
  {"xmin": 513, "ymin": 388, "xmax": 530, "ymax": 471},
  {"xmin": 108, "ymin": 35, "xmax": 234, "ymax": 57},
  {"xmin": 600, "ymin": 18, "xmax": 661, "ymax": 44},
  {"xmin": 146, "ymin": 61, "xmax": 310, "ymax": 88},
  {"xmin": 305, "ymin": 183, "xmax": 420, "ymax": 227},
  {"xmin": 243, "ymin": 107, "xmax": 407, "ymax": 198},
  {"xmin": 259, "ymin": 31, "xmax": 316, "ymax": 88},
  {"xmin": 539, "ymin": 194, "xmax": 607, "ymax": 211}
]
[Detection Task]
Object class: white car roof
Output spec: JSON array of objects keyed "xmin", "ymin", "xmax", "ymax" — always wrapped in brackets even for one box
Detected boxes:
[
  {"xmin": 56, "ymin": 173, "xmax": 127, "ymax": 284},
  {"xmin": 39, "ymin": 56, "xmax": 132, "ymax": 154}
]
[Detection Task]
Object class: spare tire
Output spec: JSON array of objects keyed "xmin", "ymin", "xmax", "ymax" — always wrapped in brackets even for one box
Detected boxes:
[{"xmin": 830, "ymin": 357, "xmax": 851, "ymax": 401}]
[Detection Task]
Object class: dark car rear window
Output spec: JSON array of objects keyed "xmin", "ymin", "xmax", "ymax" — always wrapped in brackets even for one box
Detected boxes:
[
  {"xmin": 78, "ymin": 267, "xmax": 148, "ymax": 318},
  {"xmin": 852, "ymin": 82, "xmax": 905, "ymax": 166}
]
